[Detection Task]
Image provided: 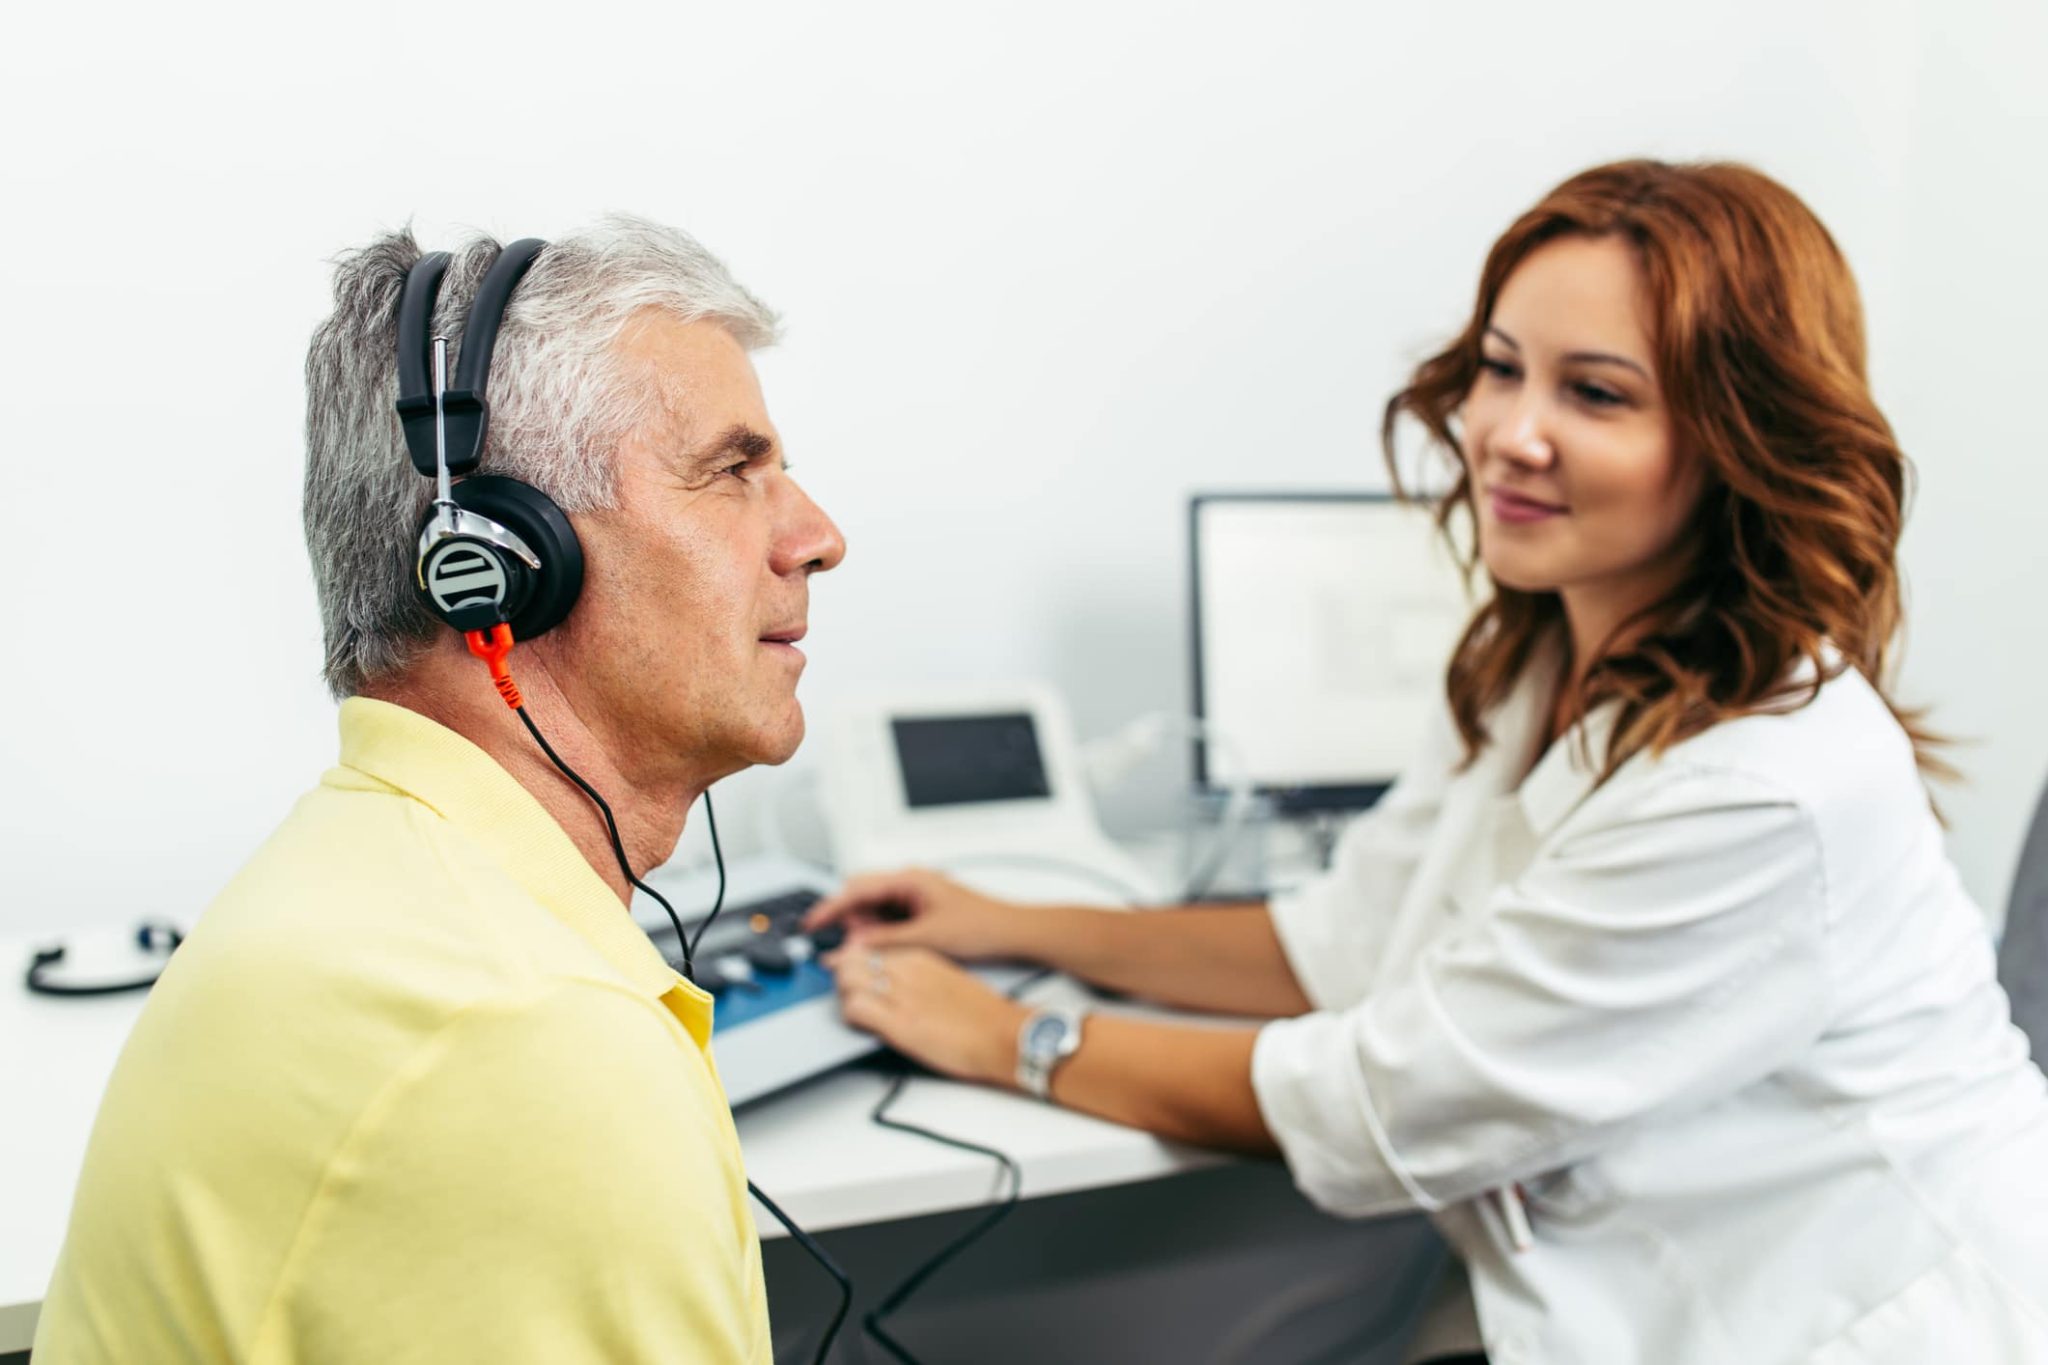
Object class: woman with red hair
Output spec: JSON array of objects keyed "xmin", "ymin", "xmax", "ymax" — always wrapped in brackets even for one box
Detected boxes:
[{"xmin": 812, "ymin": 161, "xmax": 2048, "ymax": 1362}]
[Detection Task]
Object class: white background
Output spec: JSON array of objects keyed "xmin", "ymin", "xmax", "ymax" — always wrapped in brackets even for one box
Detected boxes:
[{"xmin": 2, "ymin": 0, "xmax": 2044, "ymax": 937}]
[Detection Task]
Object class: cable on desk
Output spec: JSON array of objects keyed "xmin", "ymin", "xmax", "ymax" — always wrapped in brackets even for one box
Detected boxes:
[{"xmin": 860, "ymin": 1062, "xmax": 1025, "ymax": 1365}]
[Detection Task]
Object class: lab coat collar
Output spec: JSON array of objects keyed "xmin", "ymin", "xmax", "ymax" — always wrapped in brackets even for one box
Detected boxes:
[
  {"xmin": 1517, "ymin": 702, "xmax": 1619, "ymax": 840},
  {"xmin": 1471, "ymin": 632, "xmax": 1619, "ymax": 841},
  {"xmin": 1506, "ymin": 640, "xmax": 1842, "ymax": 838}
]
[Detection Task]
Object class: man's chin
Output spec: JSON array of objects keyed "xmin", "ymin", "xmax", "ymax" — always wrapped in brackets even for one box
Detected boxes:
[{"xmin": 749, "ymin": 706, "xmax": 807, "ymax": 768}]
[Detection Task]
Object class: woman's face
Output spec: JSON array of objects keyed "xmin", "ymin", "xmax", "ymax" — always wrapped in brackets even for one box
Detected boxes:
[{"xmin": 1460, "ymin": 234, "xmax": 1701, "ymax": 631}]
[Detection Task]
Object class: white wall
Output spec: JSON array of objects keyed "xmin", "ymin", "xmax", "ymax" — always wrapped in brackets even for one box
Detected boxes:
[
  {"xmin": 2, "ymin": 0, "xmax": 2043, "ymax": 937},
  {"xmin": 1889, "ymin": 0, "xmax": 2048, "ymax": 929}
]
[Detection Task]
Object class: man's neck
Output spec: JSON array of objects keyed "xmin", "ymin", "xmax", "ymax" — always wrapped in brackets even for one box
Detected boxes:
[{"xmin": 363, "ymin": 643, "xmax": 699, "ymax": 905}]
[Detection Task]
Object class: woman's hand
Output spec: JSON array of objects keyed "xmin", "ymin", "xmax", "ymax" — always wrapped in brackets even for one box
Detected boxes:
[
  {"xmin": 825, "ymin": 945, "xmax": 1029, "ymax": 1087},
  {"xmin": 804, "ymin": 868, "xmax": 1029, "ymax": 962}
]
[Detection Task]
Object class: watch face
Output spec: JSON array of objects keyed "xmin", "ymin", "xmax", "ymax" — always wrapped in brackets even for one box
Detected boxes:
[{"xmin": 1026, "ymin": 1016, "xmax": 1068, "ymax": 1053}]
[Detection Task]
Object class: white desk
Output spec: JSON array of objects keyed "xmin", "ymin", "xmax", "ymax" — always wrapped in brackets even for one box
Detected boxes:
[
  {"xmin": 0, "ymin": 941, "xmax": 1237, "ymax": 1354},
  {"xmin": 1, "ymin": 950, "xmax": 153, "ymax": 1353},
  {"xmin": 738, "ymin": 977, "xmax": 1231, "ymax": 1236}
]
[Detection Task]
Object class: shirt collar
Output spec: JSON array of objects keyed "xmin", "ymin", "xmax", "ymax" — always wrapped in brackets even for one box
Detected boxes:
[{"xmin": 331, "ymin": 698, "xmax": 712, "ymax": 1024}]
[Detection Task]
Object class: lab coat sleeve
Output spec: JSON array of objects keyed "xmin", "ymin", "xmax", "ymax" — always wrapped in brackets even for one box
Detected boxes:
[
  {"xmin": 1266, "ymin": 701, "xmax": 1458, "ymax": 1009},
  {"xmin": 1252, "ymin": 763, "xmax": 1830, "ymax": 1218}
]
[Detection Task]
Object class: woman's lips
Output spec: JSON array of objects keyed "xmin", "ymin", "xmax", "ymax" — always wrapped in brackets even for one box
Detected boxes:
[{"xmin": 1487, "ymin": 488, "xmax": 1567, "ymax": 524}]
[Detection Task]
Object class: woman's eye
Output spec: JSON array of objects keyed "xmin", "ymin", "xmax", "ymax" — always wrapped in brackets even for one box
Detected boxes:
[
  {"xmin": 1478, "ymin": 356, "xmax": 1518, "ymax": 380},
  {"xmin": 1573, "ymin": 382, "xmax": 1624, "ymax": 407}
]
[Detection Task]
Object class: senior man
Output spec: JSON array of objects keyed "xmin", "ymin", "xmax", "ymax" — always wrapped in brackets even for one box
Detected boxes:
[{"xmin": 34, "ymin": 216, "xmax": 844, "ymax": 1363}]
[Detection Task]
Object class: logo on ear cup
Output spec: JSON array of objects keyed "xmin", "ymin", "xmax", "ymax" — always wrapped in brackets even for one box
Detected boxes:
[{"xmin": 422, "ymin": 539, "xmax": 511, "ymax": 615}]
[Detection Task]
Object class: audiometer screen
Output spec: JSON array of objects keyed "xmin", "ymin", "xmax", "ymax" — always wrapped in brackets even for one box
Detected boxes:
[{"xmin": 892, "ymin": 714, "xmax": 1052, "ymax": 808}]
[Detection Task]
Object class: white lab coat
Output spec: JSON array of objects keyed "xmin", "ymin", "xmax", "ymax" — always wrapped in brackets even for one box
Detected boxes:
[{"xmin": 1251, "ymin": 646, "xmax": 2048, "ymax": 1364}]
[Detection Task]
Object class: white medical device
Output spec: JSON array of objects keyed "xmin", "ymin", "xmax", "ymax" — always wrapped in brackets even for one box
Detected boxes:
[{"xmin": 821, "ymin": 684, "xmax": 1160, "ymax": 906}]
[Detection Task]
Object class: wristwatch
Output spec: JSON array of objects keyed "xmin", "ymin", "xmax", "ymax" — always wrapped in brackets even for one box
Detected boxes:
[{"xmin": 1016, "ymin": 1005, "xmax": 1086, "ymax": 1098}]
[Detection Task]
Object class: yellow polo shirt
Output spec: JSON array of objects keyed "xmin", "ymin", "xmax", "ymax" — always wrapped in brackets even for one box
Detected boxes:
[{"xmin": 34, "ymin": 698, "xmax": 771, "ymax": 1363}]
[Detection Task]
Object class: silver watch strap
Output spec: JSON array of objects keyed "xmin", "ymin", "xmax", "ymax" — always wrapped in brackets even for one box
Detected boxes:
[{"xmin": 1016, "ymin": 1005, "xmax": 1084, "ymax": 1099}]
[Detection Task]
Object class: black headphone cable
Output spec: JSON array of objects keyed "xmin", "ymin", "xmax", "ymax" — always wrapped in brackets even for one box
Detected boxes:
[
  {"xmin": 470, "ymin": 626, "xmax": 853, "ymax": 1365},
  {"xmin": 682, "ymin": 789, "xmax": 852, "ymax": 1364},
  {"xmin": 749, "ymin": 1178, "xmax": 855, "ymax": 1363},
  {"xmin": 507, "ymin": 701, "xmax": 702, "ymax": 974},
  {"xmin": 687, "ymin": 784, "xmax": 727, "ymax": 968},
  {"xmin": 858, "ymin": 1058, "xmax": 1028, "ymax": 1364}
]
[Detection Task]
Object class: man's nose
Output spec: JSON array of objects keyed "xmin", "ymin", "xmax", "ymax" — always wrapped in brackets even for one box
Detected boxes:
[{"xmin": 775, "ymin": 481, "xmax": 846, "ymax": 576}]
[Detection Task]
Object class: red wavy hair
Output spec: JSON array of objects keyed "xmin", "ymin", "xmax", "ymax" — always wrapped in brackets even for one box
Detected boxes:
[{"xmin": 1383, "ymin": 160, "xmax": 1944, "ymax": 782}]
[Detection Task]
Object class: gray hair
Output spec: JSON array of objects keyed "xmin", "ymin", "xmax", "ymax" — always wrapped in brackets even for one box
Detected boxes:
[{"xmin": 303, "ymin": 213, "xmax": 779, "ymax": 698}]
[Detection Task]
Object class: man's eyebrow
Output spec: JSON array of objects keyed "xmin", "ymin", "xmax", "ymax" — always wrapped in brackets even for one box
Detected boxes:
[{"xmin": 692, "ymin": 424, "xmax": 777, "ymax": 468}]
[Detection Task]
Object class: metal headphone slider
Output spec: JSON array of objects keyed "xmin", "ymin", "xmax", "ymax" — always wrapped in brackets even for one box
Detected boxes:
[
  {"xmin": 414, "ymin": 330, "xmax": 541, "ymax": 612},
  {"xmin": 415, "ymin": 510, "xmax": 543, "ymax": 581}
]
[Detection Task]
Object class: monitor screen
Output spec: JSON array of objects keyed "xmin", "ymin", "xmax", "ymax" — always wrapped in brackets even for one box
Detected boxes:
[
  {"xmin": 892, "ymin": 713, "xmax": 1053, "ymax": 809},
  {"xmin": 1191, "ymin": 494, "xmax": 1473, "ymax": 806}
]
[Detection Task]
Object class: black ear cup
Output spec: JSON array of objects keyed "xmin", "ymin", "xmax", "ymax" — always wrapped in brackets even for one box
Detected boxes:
[
  {"xmin": 136, "ymin": 921, "xmax": 184, "ymax": 953},
  {"xmin": 25, "ymin": 921, "xmax": 183, "ymax": 997},
  {"xmin": 399, "ymin": 242, "xmax": 584, "ymax": 645},
  {"xmin": 416, "ymin": 475, "xmax": 585, "ymax": 640}
]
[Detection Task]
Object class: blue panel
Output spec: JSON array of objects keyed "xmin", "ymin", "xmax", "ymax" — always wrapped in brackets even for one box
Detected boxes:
[{"xmin": 714, "ymin": 958, "xmax": 839, "ymax": 1030}]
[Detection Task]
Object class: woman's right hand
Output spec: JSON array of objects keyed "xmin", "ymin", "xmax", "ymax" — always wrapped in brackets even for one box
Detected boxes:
[{"xmin": 802, "ymin": 868, "xmax": 1028, "ymax": 962}]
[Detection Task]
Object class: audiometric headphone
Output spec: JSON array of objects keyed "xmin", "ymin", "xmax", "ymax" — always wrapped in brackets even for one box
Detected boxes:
[
  {"xmin": 395, "ymin": 239, "xmax": 584, "ymax": 643},
  {"xmin": 25, "ymin": 922, "xmax": 183, "ymax": 997}
]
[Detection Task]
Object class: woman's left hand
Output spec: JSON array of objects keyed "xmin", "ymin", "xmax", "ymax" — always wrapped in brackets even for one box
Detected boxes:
[{"xmin": 825, "ymin": 945, "xmax": 1030, "ymax": 1088}]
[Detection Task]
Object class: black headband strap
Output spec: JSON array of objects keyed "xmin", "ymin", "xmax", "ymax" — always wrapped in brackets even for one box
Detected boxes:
[
  {"xmin": 453, "ymin": 238, "xmax": 545, "ymax": 400},
  {"xmin": 392, "ymin": 238, "xmax": 548, "ymax": 478},
  {"xmin": 395, "ymin": 251, "xmax": 453, "ymax": 475}
]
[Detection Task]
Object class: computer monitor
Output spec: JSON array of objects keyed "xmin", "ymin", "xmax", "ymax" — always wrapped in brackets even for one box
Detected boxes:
[{"xmin": 1189, "ymin": 492, "xmax": 1473, "ymax": 812}]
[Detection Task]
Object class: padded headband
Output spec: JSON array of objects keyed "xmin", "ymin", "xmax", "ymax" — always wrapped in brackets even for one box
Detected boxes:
[{"xmin": 394, "ymin": 238, "xmax": 548, "ymax": 477}]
